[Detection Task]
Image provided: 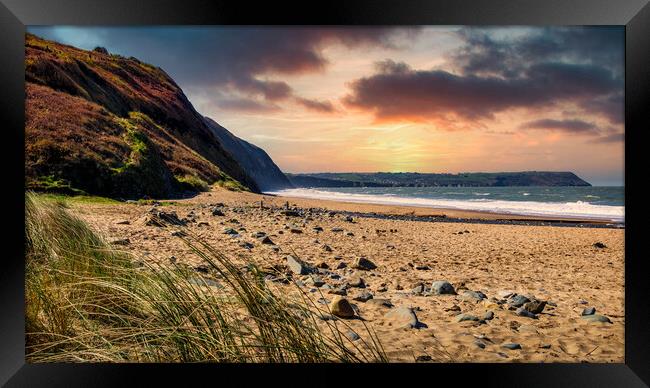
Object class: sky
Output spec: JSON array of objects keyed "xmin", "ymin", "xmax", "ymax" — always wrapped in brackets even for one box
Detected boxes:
[{"xmin": 27, "ymin": 26, "xmax": 625, "ymax": 186}]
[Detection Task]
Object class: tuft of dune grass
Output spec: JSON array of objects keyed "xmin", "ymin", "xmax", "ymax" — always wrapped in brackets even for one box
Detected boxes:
[{"xmin": 25, "ymin": 192, "xmax": 387, "ymax": 363}]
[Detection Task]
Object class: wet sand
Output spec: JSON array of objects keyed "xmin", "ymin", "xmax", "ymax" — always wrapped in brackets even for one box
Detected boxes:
[{"xmin": 70, "ymin": 188, "xmax": 625, "ymax": 363}]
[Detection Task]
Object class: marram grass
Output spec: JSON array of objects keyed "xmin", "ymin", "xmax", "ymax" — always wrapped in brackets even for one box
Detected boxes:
[{"xmin": 25, "ymin": 192, "xmax": 387, "ymax": 363}]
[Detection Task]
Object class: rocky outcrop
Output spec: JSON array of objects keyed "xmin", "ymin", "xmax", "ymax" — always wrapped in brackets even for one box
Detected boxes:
[{"xmin": 203, "ymin": 117, "xmax": 292, "ymax": 191}]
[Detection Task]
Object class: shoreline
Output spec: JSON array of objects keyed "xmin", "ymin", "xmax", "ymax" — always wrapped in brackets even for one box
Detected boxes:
[{"xmin": 259, "ymin": 192, "xmax": 624, "ymax": 229}]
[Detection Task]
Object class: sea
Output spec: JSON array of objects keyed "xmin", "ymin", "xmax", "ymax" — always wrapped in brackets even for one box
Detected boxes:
[{"xmin": 264, "ymin": 186, "xmax": 625, "ymax": 223}]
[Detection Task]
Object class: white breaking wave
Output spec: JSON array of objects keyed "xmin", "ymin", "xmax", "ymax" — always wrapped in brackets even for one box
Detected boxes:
[{"xmin": 264, "ymin": 188, "xmax": 625, "ymax": 222}]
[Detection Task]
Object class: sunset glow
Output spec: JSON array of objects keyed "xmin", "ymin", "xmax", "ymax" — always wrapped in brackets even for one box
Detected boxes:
[{"xmin": 28, "ymin": 26, "xmax": 624, "ymax": 185}]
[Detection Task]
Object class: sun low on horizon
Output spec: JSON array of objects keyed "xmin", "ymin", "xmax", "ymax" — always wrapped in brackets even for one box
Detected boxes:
[{"xmin": 27, "ymin": 26, "xmax": 625, "ymax": 186}]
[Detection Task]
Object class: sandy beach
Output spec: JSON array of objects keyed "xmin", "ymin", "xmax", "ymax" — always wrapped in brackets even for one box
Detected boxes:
[{"xmin": 69, "ymin": 187, "xmax": 625, "ymax": 363}]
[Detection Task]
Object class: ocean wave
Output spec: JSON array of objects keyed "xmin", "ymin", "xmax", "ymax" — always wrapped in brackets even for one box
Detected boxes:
[{"xmin": 264, "ymin": 188, "xmax": 625, "ymax": 222}]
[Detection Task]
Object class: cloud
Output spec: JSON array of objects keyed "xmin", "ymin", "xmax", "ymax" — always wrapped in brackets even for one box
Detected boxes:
[
  {"xmin": 343, "ymin": 59, "xmax": 621, "ymax": 123},
  {"xmin": 28, "ymin": 26, "xmax": 418, "ymax": 109},
  {"xmin": 588, "ymin": 133, "xmax": 625, "ymax": 143},
  {"xmin": 519, "ymin": 119, "xmax": 598, "ymax": 133},
  {"xmin": 452, "ymin": 27, "xmax": 623, "ymax": 78},
  {"xmin": 294, "ymin": 97, "xmax": 336, "ymax": 113},
  {"xmin": 342, "ymin": 27, "xmax": 623, "ymax": 128}
]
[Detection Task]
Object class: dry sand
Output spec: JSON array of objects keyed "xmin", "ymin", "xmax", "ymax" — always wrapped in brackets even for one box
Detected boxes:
[{"xmin": 70, "ymin": 188, "xmax": 625, "ymax": 363}]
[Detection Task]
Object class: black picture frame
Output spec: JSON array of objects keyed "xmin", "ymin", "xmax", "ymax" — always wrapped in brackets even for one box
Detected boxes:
[{"xmin": 1, "ymin": 0, "xmax": 648, "ymax": 386}]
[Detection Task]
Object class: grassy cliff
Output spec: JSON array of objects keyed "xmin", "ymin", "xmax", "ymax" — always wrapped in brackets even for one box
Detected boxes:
[{"xmin": 25, "ymin": 33, "xmax": 258, "ymax": 199}]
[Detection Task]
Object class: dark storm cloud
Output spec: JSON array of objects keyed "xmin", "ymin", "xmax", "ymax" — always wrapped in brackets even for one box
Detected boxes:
[
  {"xmin": 344, "ymin": 27, "xmax": 623, "ymax": 126},
  {"xmin": 580, "ymin": 93, "xmax": 624, "ymax": 124},
  {"xmin": 344, "ymin": 59, "xmax": 621, "ymax": 122},
  {"xmin": 519, "ymin": 119, "xmax": 598, "ymax": 133},
  {"xmin": 28, "ymin": 26, "xmax": 418, "ymax": 107},
  {"xmin": 452, "ymin": 27, "xmax": 624, "ymax": 78}
]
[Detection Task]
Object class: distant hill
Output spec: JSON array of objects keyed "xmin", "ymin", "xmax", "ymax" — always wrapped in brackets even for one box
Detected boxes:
[
  {"xmin": 25, "ymin": 33, "xmax": 291, "ymax": 198},
  {"xmin": 286, "ymin": 172, "xmax": 591, "ymax": 188}
]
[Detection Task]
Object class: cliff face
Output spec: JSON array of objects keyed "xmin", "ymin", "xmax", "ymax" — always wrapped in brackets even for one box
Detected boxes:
[
  {"xmin": 203, "ymin": 118, "xmax": 293, "ymax": 191},
  {"xmin": 25, "ymin": 33, "xmax": 288, "ymax": 198}
]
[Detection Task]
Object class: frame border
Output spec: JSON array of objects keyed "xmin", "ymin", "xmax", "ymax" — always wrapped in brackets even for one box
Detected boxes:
[{"xmin": 1, "ymin": 0, "xmax": 648, "ymax": 386}]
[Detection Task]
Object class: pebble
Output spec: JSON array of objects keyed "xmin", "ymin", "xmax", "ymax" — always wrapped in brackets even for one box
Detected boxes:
[
  {"xmin": 111, "ymin": 238, "xmax": 130, "ymax": 245},
  {"xmin": 502, "ymin": 343, "xmax": 522, "ymax": 350},
  {"xmin": 483, "ymin": 311, "xmax": 495, "ymax": 320},
  {"xmin": 306, "ymin": 275, "xmax": 325, "ymax": 287},
  {"xmin": 322, "ymin": 244, "xmax": 333, "ymax": 252},
  {"xmin": 170, "ymin": 230, "xmax": 187, "ymax": 237},
  {"xmin": 384, "ymin": 306, "xmax": 426, "ymax": 329},
  {"xmin": 286, "ymin": 255, "xmax": 311, "ymax": 275},
  {"xmin": 415, "ymin": 355, "xmax": 432, "ymax": 362},
  {"xmin": 259, "ymin": 236, "xmax": 274, "ymax": 245},
  {"xmin": 455, "ymin": 313, "xmax": 480, "ymax": 323},
  {"xmin": 239, "ymin": 242, "xmax": 254, "ymax": 249},
  {"xmin": 582, "ymin": 307, "xmax": 596, "ymax": 316},
  {"xmin": 346, "ymin": 331, "xmax": 360, "ymax": 341},
  {"xmin": 348, "ymin": 276, "xmax": 366, "ymax": 288},
  {"xmin": 462, "ymin": 290, "xmax": 487, "ymax": 301},
  {"xmin": 328, "ymin": 288, "xmax": 347, "ymax": 296},
  {"xmin": 352, "ymin": 257, "xmax": 377, "ymax": 270},
  {"xmin": 329, "ymin": 296, "xmax": 355, "ymax": 318},
  {"xmin": 581, "ymin": 314, "xmax": 612, "ymax": 323},
  {"xmin": 316, "ymin": 261, "xmax": 330, "ymax": 269},
  {"xmin": 474, "ymin": 341, "xmax": 486, "ymax": 349},
  {"xmin": 115, "ymin": 220, "xmax": 130, "ymax": 225},
  {"xmin": 412, "ymin": 283, "xmax": 425, "ymax": 295},
  {"xmin": 431, "ymin": 280, "xmax": 456, "ymax": 295},
  {"xmin": 188, "ymin": 277, "xmax": 221, "ymax": 288},
  {"xmin": 515, "ymin": 307, "xmax": 538, "ymax": 319},
  {"xmin": 523, "ymin": 299, "xmax": 547, "ymax": 314},
  {"xmin": 593, "ymin": 242, "xmax": 607, "ymax": 249},
  {"xmin": 508, "ymin": 294, "xmax": 530, "ymax": 308},
  {"xmin": 353, "ymin": 291, "xmax": 374, "ymax": 302}
]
